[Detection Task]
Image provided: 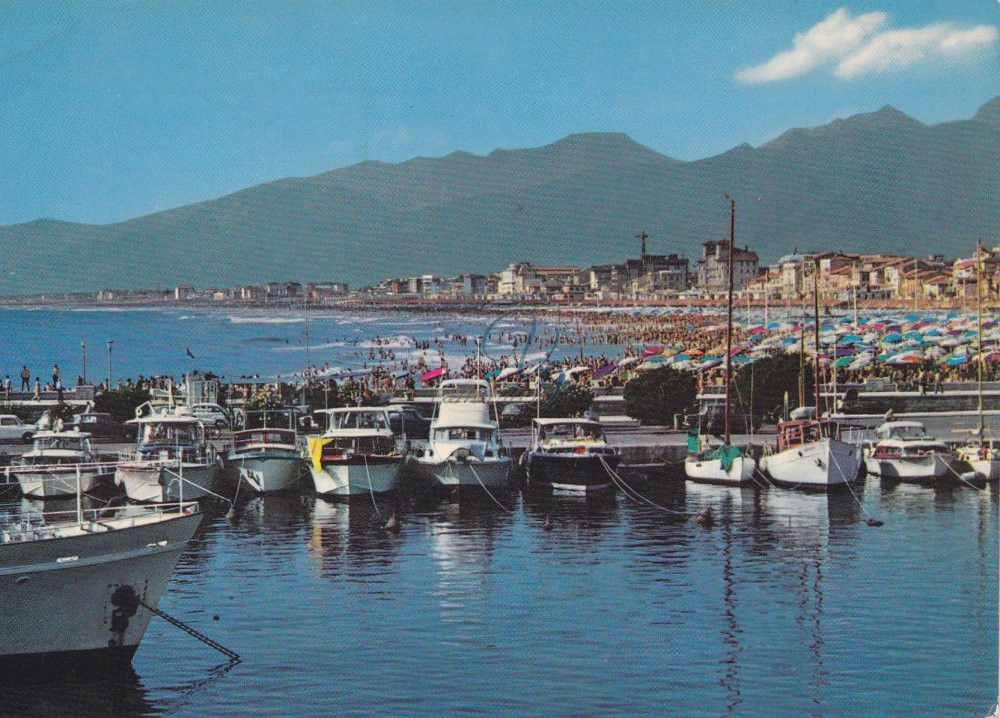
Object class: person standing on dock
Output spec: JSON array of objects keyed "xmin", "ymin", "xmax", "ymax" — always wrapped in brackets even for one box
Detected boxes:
[
  {"xmin": 3, "ymin": 376, "xmax": 9, "ymax": 399},
  {"xmin": 32, "ymin": 377, "xmax": 41, "ymax": 400},
  {"xmin": 19, "ymin": 366, "xmax": 29, "ymax": 392},
  {"xmin": 52, "ymin": 364, "xmax": 60, "ymax": 387}
]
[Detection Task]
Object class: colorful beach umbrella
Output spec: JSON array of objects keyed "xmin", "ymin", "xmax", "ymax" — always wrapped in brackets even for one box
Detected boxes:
[{"xmin": 420, "ymin": 367, "xmax": 446, "ymax": 382}]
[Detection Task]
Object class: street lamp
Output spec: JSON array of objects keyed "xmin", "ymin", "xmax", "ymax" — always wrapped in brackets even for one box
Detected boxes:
[
  {"xmin": 81, "ymin": 340, "xmax": 87, "ymax": 384},
  {"xmin": 107, "ymin": 340, "xmax": 113, "ymax": 390}
]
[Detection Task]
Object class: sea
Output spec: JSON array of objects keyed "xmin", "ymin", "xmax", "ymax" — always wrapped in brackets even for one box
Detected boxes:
[
  {"xmin": 0, "ymin": 306, "xmax": 642, "ymax": 384},
  {"xmin": 0, "ymin": 307, "xmax": 997, "ymax": 716}
]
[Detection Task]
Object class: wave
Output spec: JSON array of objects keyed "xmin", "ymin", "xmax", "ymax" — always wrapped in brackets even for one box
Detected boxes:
[
  {"xmin": 228, "ymin": 316, "xmax": 305, "ymax": 325},
  {"xmin": 271, "ymin": 341, "xmax": 346, "ymax": 352}
]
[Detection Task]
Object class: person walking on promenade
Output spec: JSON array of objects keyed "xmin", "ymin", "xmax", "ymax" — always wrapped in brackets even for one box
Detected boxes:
[
  {"xmin": 52, "ymin": 364, "xmax": 60, "ymax": 387},
  {"xmin": 32, "ymin": 377, "xmax": 41, "ymax": 401},
  {"xmin": 19, "ymin": 366, "xmax": 30, "ymax": 391},
  {"xmin": 56, "ymin": 379, "xmax": 64, "ymax": 403}
]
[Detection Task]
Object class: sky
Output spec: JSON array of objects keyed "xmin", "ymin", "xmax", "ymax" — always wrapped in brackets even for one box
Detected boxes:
[{"xmin": 1, "ymin": 1, "xmax": 996, "ymax": 225}]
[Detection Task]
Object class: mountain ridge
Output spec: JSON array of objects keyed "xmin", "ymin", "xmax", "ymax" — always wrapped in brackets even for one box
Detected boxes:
[{"xmin": 2, "ymin": 96, "xmax": 998, "ymax": 295}]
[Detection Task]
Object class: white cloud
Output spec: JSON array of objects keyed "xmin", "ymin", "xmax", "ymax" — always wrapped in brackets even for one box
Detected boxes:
[
  {"xmin": 834, "ymin": 23, "xmax": 999, "ymax": 78},
  {"xmin": 735, "ymin": 7, "xmax": 998, "ymax": 84},
  {"xmin": 735, "ymin": 8, "xmax": 887, "ymax": 84}
]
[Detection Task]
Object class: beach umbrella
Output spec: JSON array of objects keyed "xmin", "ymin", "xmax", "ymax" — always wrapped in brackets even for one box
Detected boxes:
[
  {"xmin": 882, "ymin": 332, "xmax": 902, "ymax": 343},
  {"xmin": 728, "ymin": 344, "xmax": 749, "ymax": 357},
  {"xmin": 947, "ymin": 355, "xmax": 970, "ymax": 366},
  {"xmin": 849, "ymin": 356, "xmax": 873, "ymax": 370},
  {"xmin": 834, "ymin": 356, "xmax": 855, "ymax": 368},
  {"xmin": 840, "ymin": 333, "xmax": 862, "ymax": 344},
  {"xmin": 617, "ymin": 356, "xmax": 640, "ymax": 368},
  {"xmin": 697, "ymin": 358, "xmax": 722, "ymax": 371},
  {"xmin": 593, "ymin": 363, "xmax": 616, "ymax": 379},
  {"xmin": 644, "ymin": 354, "xmax": 669, "ymax": 363},
  {"xmin": 686, "ymin": 348, "xmax": 705, "ymax": 357},
  {"xmin": 984, "ymin": 352, "xmax": 1000, "ymax": 363},
  {"xmin": 484, "ymin": 368, "xmax": 502, "ymax": 379},
  {"xmin": 420, "ymin": 367, "xmax": 446, "ymax": 382},
  {"xmin": 641, "ymin": 346, "xmax": 663, "ymax": 359},
  {"xmin": 888, "ymin": 353, "xmax": 925, "ymax": 365}
]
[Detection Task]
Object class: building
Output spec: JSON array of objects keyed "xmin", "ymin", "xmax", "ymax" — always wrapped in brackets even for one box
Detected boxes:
[{"xmin": 696, "ymin": 240, "xmax": 759, "ymax": 293}]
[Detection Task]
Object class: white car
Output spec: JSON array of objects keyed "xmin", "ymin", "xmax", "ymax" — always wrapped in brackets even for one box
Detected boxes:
[
  {"xmin": 0, "ymin": 414, "xmax": 36, "ymax": 443},
  {"xmin": 189, "ymin": 403, "xmax": 231, "ymax": 429}
]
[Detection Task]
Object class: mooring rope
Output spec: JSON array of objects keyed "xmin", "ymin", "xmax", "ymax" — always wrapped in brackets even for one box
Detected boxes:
[
  {"xmin": 944, "ymin": 460, "xmax": 988, "ymax": 492},
  {"xmin": 597, "ymin": 455, "xmax": 688, "ymax": 517},
  {"xmin": 827, "ymin": 448, "xmax": 883, "ymax": 526},
  {"xmin": 467, "ymin": 461, "xmax": 514, "ymax": 513},
  {"xmin": 138, "ymin": 596, "xmax": 240, "ymax": 662},
  {"xmin": 162, "ymin": 467, "xmax": 234, "ymax": 506},
  {"xmin": 362, "ymin": 454, "xmax": 385, "ymax": 520}
]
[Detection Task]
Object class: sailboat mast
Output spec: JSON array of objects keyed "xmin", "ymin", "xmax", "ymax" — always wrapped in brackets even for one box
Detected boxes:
[
  {"xmin": 977, "ymin": 242, "xmax": 985, "ymax": 437},
  {"xmin": 724, "ymin": 199, "xmax": 735, "ymax": 445},
  {"xmin": 813, "ymin": 258, "xmax": 821, "ymax": 418}
]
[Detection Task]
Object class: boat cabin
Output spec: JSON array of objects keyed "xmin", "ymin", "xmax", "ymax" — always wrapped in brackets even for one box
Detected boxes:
[
  {"xmin": 31, "ymin": 431, "xmax": 92, "ymax": 454},
  {"xmin": 776, "ymin": 419, "xmax": 841, "ymax": 451},
  {"xmin": 531, "ymin": 418, "xmax": 614, "ymax": 455},
  {"xmin": 315, "ymin": 408, "xmax": 398, "ymax": 457}
]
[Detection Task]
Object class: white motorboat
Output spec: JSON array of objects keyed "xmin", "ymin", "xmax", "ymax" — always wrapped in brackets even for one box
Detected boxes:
[
  {"xmin": 0, "ymin": 497, "xmax": 202, "ymax": 672},
  {"xmin": 684, "ymin": 199, "xmax": 756, "ymax": 486},
  {"xmin": 523, "ymin": 418, "xmax": 620, "ymax": 494},
  {"xmin": 114, "ymin": 409, "xmax": 221, "ymax": 503},
  {"xmin": 863, "ymin": 420, "xmax": 954, "ymax": 481},
  {"xmin": 761, "ymin": 418, "xmax": 862, "ymax": 489},
  {"xmin": 225, "ymin": 410, "xmax": 305, "ymax": 493},
  {"xmin": 415, "ymin": 379, "xmax": 511, "ymax": 492},
  {"xmin": 306, "ymin": 407, "xmax": 402, "ymax": 498},
  {"xmin": 7, "ymin": 430, "xmax": 109, "ymax": 499}
]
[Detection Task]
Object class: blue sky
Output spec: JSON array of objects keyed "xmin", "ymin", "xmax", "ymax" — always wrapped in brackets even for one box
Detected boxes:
[{"xmin": 1, "ymin": 1, "xmax": 996, "ymax": 225}]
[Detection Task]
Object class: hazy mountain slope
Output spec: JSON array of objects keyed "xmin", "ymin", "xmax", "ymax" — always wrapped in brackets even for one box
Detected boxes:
[{"xmin": 2, "ymin": 98, "xmax": 997, "ymax": 294}]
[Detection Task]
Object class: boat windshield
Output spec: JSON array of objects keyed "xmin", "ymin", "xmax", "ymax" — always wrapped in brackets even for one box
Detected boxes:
[
  {"xmin": 140, "ymin": 422, "xmax": 203, "ymax": 446},
  {"xmin": 333, "ymin": 411, "xmax": 389, "ymax": 432},
  {"xmin": 878, "ymin": 424, "xmax": 928, "ymax": 440},
  {"xmin": 539, "ymin": 423, "xmax": 605, "ymax": 442},
  {"xmin": 234, "ymin": 429, "xmax": 296, "ymax": 449},
  {"xmin": 435, "ymin": 428, "xmax": 491, "ymax": 442},
  {"xmin": 34, "ymin": 436, "xmax": 88, "ymax": 452}
]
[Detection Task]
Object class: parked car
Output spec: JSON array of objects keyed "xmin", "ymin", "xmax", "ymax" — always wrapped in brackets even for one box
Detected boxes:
[
  {"xmin": 0, "ymin": 414, "xmax": 35, "ymax": 443},
  {"xmin": 189, "ymin": 403, "xmax": 231, "ymax": 429},
  {"xmin": 387, "ymin": 404, "xmax": 432, "ymax": 440},
  {"xmin": 67, "ymin": 412, "xmax": 136, "ymax": 441}
]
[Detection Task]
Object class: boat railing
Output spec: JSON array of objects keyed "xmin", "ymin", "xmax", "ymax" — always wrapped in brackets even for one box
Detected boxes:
[
  {"xmin": 0, "ymin": 500, "xmax": 199, "ymax": 544},
  {"xmin": 4, "ymin": 459, "xmax": 118, "ymax": 475}
]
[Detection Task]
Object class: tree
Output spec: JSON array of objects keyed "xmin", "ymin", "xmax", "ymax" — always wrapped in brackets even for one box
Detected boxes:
[
  {"xmin": 93, "ymin": 386, "xmax": 151, "ymax": 423},
  {"xmin": 733, "ymin": 353, "xmax": 814, "ymax": 421},
  {"xmin": 623, "ymin": 367, "xmax": 696, "ymax": 426},
  {"xmin": 540, "ymin": 383, "xmax": 593, "ymax": 418}
]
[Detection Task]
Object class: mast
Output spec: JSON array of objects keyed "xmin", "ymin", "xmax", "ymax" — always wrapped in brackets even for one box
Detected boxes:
[
  {"xmin": 813, "ymin": 258, "xmax": 821, "ymax": 418},
  {"xmin": 977, "ymin": 242, "xmax": 985, "ymax": 438},
  {"xmin": 724, "ymin": 199, "xmax": 735, "ymax": 445}
]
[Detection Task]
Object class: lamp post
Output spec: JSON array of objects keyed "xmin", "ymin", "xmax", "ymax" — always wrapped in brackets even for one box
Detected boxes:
[
  {"xmin": 81, "ymin": 341, "xmax": 87, "ymax": 384},
  {"xmin": 106, "ymin": 340, "xmax": 113, "ymax": 390}
]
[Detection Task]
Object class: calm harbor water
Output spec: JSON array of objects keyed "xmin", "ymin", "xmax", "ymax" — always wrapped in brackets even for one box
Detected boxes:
[{"xmin": 1, "ymin": 474, "xmax": 996, "ymax": 716}]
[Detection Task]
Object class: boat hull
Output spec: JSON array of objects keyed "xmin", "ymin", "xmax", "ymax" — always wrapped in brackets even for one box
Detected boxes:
[
  {"xmin": 762, "ymin": 438, "xmax": 861, "ymax": 488},
  {"xmin": 525, "ymin": 453, "xmax": 619, "ymax": 494},
  {"xmin": 115, "ymin": 464, "xmax": 220, "ymax": 503},
  {"xmin": 0, "ymin": 511, "xmax": 201, "ymax": 666},
  {"xmin": 310, "ymin": 457, "xmax": 401, "ymax": 497},
  {"xmin": 864, "ymin": 453, "xmax": 954, "ymax": 481},
  {"xmin": 684, "ymin": 454, "xmax": 756, "ymax": 486},
  {"xmin": 227, "ymin": 454, "xmax": 304, "ymax": 494},
  {"xmin": 13, "ymin": 469, "xmax": 102, "ymax": 499},
  {"xmin": 415, "ymin": 456, "xmax": 511, "ymax": 489}
]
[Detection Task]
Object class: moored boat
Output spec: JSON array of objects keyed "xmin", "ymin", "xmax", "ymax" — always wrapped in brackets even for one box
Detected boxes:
[
  {"xmin": 0, "ymin": 498, "xmax": 202, "ymax": 672},
  {"xmin": 306, "ymin": 407, "xmax": 403, "ymax": 498},
  {"xmin": 863, "ymin": 420, "xmax": 954, "ymax": 481},
  {"xmin": 761, "ymin": 417, "xmax": 862, "ymax": 489},
  {"xmin": 114, "ymin": 409, "xmax": 221, "ymax": 503},
  {"xmin": 7, "ymin": 430, "xmax": 109, "ymax": 499},
  {"xmin": 415, "ymin": 379, "xmax": 511, "ymax": 492},
  {"xmin": 523, "ymin": 418, "xmax": 620, "ymax": 494},
  {"xmin": 225, "ymin": 409, "xmax": 305, "ymax": 494}
]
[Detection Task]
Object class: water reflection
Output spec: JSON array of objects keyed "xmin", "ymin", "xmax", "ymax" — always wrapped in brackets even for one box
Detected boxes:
[
  {"xmin": 0, "ymin": 665, "xmax": 155, "ymax": 717},
  {"xmin": 307, "ymin": 498, "xmax": 403, "ymax": 579}
]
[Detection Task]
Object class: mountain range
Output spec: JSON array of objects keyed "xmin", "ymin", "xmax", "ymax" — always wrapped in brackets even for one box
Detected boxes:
[{"xmin": 3, "ymin": 96, "xmax": 999, "ymax": 295}]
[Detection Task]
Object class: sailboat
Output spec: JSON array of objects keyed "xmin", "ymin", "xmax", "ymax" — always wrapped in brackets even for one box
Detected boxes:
[
  {"xmin": 760, "ymin": 258, "xmax": 863, "ymax": 488},
  {"xmin": 685, "ymin": 199, "xmax": 756, "ymax": 485},
  {"xmin": 956, "ymin": 242, "xmax": 1000, "ymax": 483}
]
